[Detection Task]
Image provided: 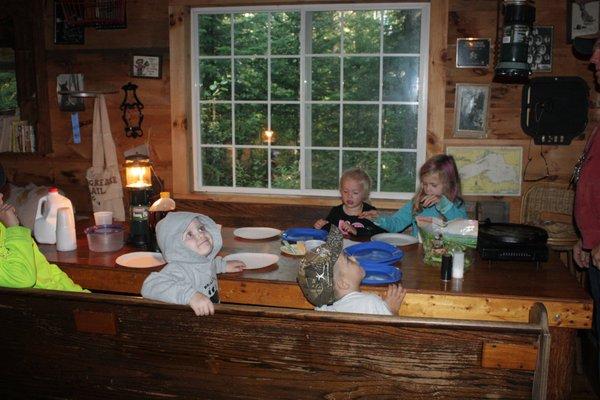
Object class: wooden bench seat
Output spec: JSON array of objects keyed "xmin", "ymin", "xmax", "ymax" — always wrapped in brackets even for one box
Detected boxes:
[{"xmin": 0, "ymin": 288, "xmax": 549, "ymax": 399}]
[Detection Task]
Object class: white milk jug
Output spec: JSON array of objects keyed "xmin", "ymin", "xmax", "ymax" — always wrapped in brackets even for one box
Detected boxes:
[{"xmin": 33, "ymin": 188, "xmax": 74, "ymax": 244}]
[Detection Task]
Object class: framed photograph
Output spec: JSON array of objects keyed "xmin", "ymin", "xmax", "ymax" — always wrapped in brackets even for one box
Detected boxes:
[
  {"xmin": 456, "ymin": 38, "xmax": 491, "ymax": 68},
  {"xmin": 528, "ymin": 26, "xmax": 553, "ymax": 72},
  {"xmin": 453, "ymin": 84, "xmax": 490, "ymax": 138},
  {"xmin": 56, "ymin": 74, "xmax": 85, "ymax": 112},
  {"xmin": 131, "ymin": 55, "xmax": 162, "ymax": 79},
  {"xmin": 567, "ymin": 0, "xmax": 600, "ymax": 43},
  {"xmin": 446, "ymin": 146, "xmax": 523, "ymax": 196},
  {"xmin": 54, "ymin": 0, "xmax": 84, "ymax": 45}
]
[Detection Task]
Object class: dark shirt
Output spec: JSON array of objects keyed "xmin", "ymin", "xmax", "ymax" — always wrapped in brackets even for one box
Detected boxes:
[{"xmin": 323, "ymin": 203, "xmax": 387, "ymax": 237}]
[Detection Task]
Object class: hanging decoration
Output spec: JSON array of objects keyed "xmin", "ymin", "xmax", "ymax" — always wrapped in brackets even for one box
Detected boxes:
[{"xmin": 120, "ymin": 82, "xmax": 144, "ymax": 138}]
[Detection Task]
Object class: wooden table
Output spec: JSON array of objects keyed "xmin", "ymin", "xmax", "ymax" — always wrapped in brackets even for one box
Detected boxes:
[{"xmin": 39, "ymin": 227, "xmax": 592, "ymax": 399}]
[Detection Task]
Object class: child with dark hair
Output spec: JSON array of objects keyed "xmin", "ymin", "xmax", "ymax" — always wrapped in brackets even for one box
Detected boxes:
[{"xmin": 361, "ymin": 154, "xmax": 467, "ymax": 236}]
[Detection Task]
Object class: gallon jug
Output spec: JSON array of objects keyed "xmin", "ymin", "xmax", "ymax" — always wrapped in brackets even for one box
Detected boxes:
[{"xmin": 33, "ymin": 188, "xmax": 74, "ymax": 244}]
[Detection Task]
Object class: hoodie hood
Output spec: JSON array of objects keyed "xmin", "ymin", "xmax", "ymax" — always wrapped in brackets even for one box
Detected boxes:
[{"xmin": 156, "ymin": 212, "xmax": 222, "ymax": 265}]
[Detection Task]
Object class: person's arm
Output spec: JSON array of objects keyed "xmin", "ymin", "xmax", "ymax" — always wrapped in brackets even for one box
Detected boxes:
[
  {"xmin": 141, "ymin": 265, "xmax": 197, "ymax": 306},
  {"xmin": 374, "ymin": 201, "xmax": 414, "ymax": 233},
  {"xmin": 435, "ymin": 196, "xmax": 468, "ymax": 220},
  {"xmin": 574, "ymin": 239, "xmax": 591, "ymax": 268},
  {"xmin": 592, "ymin": 242, "xmax": 600, "ymax": 268},
  {"xmin": 0, "ymin": 226, "xmax": 37, "ymax": 288}
]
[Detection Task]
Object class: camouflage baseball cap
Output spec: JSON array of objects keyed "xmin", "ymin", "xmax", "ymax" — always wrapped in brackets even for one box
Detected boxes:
[{"xmin": 297, "ymin": 226, "xmax": 344, "ymax": 306}]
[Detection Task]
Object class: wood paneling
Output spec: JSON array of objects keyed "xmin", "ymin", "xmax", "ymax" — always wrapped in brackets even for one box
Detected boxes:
[{"xmin": 0, "ymin": 0, "xmax": 595, "ymax": 223}]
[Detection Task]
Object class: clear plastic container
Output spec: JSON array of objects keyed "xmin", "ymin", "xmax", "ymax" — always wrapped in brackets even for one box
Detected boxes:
[{"xmin": 85, "ymin": 224, "xmax": 125, "ymax": 252}]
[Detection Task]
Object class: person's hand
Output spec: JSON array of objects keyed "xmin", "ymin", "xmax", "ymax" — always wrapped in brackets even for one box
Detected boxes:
[
  {"xmin": 359, "ymin": 210, "xmax": 379, "ymax": 221},
  {"xmin": 421, "ymin": 194, "xmax": 441, "ymax": 208},
  {"xmin": 384, "ymin": 283, "xmax": 407, "ymax": 314},
  {"xmin": 225, "ymin": 260, "xmax": 245, "ymax": 273},
  {"xmin": 592, "ymin": 244, "xmax": 600, "ymax": 268},
  {"xmin": 573, "ymin": 239, "xmax": 591, "ymax": 268},
  {"xmin": 0, "ymin": 203, "xmax": 19, "ymax": 227},
  {"xmin": 339, "ymin": 221, "xmax": 357, "ymax": 236},
  {"xmin": 189, "ymin": 293, "xmax": 214, "ymax": 316},
  {"xmin": 314, "ymin": 219, "xmax": 328, "ymax": 229}
]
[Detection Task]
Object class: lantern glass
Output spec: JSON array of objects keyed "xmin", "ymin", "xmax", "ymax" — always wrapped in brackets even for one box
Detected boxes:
[{"xmin": 125, "ymin": 157, "xmax": 152, "ymax": 188}]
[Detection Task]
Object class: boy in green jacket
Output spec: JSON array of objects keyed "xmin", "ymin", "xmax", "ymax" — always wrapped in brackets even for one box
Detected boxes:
[{"xmin": 0, "ymin": 166, "xmax": 87, "ymax": 292}]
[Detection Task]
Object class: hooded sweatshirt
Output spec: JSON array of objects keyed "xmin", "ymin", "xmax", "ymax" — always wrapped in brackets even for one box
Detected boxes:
[{"xmin": 141, "ymin": 212, "xmax": 226, "ymax": 305}]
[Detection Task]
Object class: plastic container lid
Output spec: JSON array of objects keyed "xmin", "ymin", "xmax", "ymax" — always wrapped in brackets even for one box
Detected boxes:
[{"xmin": 49, "ymin": 187, "xmax": 58, "ymax": 193}]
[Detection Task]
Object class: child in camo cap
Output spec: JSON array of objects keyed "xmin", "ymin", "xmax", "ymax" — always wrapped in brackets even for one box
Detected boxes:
[{"xmin": 297, "ymin": 226, "xmax": 405, "ymax": 315}]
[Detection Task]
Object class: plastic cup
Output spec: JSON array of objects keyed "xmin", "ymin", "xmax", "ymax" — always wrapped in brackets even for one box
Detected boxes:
[{"xmin": 94, "ymin": 211, "xmax": 113, "ymax": 226}]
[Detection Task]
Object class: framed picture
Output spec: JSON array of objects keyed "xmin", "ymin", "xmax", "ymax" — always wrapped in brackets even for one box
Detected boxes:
[
  {"xmin": 453, "ymin": 84, "xmax": 490, "ymax": 138},
  {"xmin": 528, "ymin": 26, "xmax": 553, "ymax": 72},
  {"xmin": 56, "ymin": 74, "xmax": 85, "ymax": 112},
  {"xmin": 54, "ymin": 0, "xmax": 84, "ymax": 45},
  {"xmin": 567, "ymin": 0, "xmax": 600, "ymax": 43},
  {"xmin": 131, "ymin": 55, "xmax": 162, "ymax": 79},
  {"xmin": 456, "ymin": 38, "xmax": 491, "ymax": 68},
  {"xmin": 446, "ymin": 146, "xmax": 523, "ymax": 196}
]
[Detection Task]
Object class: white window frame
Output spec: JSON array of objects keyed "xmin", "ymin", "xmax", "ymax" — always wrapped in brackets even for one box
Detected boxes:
[{"xmin": 190, "ymin": 3, "xmax": 429, "ymax": 200}]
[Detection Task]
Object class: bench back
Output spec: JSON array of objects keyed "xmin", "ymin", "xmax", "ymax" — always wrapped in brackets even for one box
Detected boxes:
[{"xmin": 0, "ymin": 288, "xmax": 549, "ymax": 399}]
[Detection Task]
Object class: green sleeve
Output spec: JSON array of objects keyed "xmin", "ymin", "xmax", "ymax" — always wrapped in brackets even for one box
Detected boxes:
[{"xmin": 0, "ymin": 226, "xmax": 37, "ymax": 288}]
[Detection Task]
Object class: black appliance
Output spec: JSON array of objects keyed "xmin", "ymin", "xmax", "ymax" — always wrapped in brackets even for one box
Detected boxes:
[{"xmin": 477, "ymin": 222, "xmax": 548, "ymax": 263}]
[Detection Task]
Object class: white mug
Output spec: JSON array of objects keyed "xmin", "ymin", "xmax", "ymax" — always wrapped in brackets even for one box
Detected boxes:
[{"xmin": 94, "ymin": 211, "xmax": 113, "ymax": 226}]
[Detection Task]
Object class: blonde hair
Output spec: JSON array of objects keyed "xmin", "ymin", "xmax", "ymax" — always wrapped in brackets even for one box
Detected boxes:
[{"xmin": 340, "ymin": 168, "xmax": 372, "ymax": 201}]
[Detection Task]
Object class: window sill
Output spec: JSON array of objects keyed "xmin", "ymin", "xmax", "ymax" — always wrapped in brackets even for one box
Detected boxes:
[{"xmin": 173, "ymin": 191, "xmax": 406, "ymax": 210}]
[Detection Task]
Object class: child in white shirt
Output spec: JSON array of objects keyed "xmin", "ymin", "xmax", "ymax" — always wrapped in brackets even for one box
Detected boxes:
[{"xmin": 297, "ymin": 226, "xmax": 405, "ymax": 315}]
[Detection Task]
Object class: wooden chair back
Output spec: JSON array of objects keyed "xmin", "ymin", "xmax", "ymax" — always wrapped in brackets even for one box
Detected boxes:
[{"xmin": 0, "ymin": 288, "xmax": 549, "ymax": 399}]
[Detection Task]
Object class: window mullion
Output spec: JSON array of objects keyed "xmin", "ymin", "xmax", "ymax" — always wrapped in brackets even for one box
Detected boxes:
[{"xmin": 230, "ymin": 13, "xmax": 237, "ymax": 188}]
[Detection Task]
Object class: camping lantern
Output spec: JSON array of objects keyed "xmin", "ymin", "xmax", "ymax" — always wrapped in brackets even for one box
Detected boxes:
[{"xmin": 124, "ymin": 155, "xmax": 152, "ymax": 248}]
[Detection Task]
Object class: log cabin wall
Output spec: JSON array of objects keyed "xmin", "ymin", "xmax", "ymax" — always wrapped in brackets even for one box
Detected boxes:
[{"xmin": 0, "ymin": 0, "xmax": 596, "ymax": 223}]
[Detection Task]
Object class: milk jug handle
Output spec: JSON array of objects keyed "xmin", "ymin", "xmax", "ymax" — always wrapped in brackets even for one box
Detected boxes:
[{"xmin": 35, "ymin": 197, "xmax": 47, "ymax": 220}]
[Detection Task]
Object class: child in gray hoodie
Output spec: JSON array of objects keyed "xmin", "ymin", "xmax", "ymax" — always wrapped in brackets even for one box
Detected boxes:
[{"xmin": 141, "ymin": 212, "xmax": 244, "ymax": 316}]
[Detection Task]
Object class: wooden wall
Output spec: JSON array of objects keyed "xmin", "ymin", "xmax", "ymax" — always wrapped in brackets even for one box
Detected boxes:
[{"xmin": 0, "ymin": 0, "xmax": 596, "ymax": 221}]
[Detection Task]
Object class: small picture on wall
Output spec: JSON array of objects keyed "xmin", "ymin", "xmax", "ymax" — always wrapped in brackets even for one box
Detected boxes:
[
  {"xmin": 57, "ymin": 73, "xmax": 85, "ymax": 112},
  {"xmin": 131, "ymin": 55, "xmax": 162, "ymax": 79},
  {"xmin": 54, "ymin": 0, "xmax": 84, "ymax": 45},
  {"xmin": 456, "ymin": 38, "xmax": 491, "ymax": 68},
  {"xmin": 528, "ymin": 26, "xmax": 553, "ymax": 72},
  {"xmin": 567, "ymin": 0, "xmax": 600, "ymax": 42},
  {"xmin": 453, "ymin": 84, "xmax": 490, "ymax": 138}
]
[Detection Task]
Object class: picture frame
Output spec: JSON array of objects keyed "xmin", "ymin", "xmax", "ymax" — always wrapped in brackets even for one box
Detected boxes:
[
  {"xmin": 131, "ymin": 55, "xmax": 162, "ymax": 79},
  {"xmin": 56, "ymin": 74, "xmax": 85, "ymax": 112},
  {"xmin": 567, "ymin": 0, "xmax": 600, "ymax": 43},
  {"xmin": 455, "ymin": 38, "xmax": 491, "ymax": 68},
  {"xmin": 528, "ymin": 26, "xmax": 553, "ymax": 72},
  {"xmin": 453, "ymin": 84, "xmax": 490, "ymax": 138},
  {"xmin": 54, "ymin": 0, "xmax": 84, "ymax": 45}
]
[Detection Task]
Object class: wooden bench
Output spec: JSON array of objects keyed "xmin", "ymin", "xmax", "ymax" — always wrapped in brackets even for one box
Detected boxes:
[{"xmin": 0, "ymin": 288, "xmax": 550, "ymax": 399}]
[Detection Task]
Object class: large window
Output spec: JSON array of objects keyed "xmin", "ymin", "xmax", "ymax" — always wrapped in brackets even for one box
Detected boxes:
[{"xmin": 191, "ymin": 4, "xmax": 429, "ymax": 199}]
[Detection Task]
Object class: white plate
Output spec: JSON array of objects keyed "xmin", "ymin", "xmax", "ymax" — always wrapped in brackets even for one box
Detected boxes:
[
  {"xmin": 370, "ymin": 233, "xmax": 419, "ymax": 246},
  {"xmin": 116, "ymin": 252, "xmax": 166, "ymax": 268},
  {"xmin": 233, "ymin": 227, "xmax": 281, "ymax": 240},
  {"xmin": 223, "ymin": 253, "xmax": 279, "ymax": 270}
]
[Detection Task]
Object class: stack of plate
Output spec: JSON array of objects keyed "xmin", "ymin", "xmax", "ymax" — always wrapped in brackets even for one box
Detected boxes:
[{"xmin": 344, "ymin": 241, "xmax": 403, "ymax": 285}]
